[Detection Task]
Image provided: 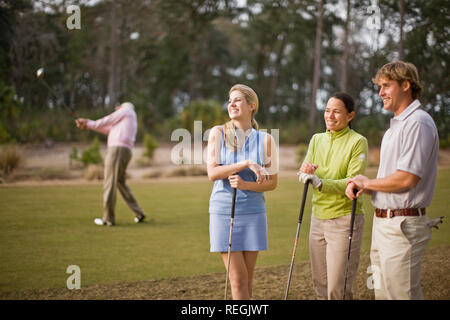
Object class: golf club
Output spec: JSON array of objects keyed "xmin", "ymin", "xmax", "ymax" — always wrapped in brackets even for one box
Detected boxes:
[
  {"xmin": 284, "ymin": 179, "xmax": 311, "ymax": 300},
  {"xmin": 342, "ymin": 188, "xmax": 358, "ymax": 300},
  {"xmin": 36, "ymin": 67, "xmax": 77, "ymax": 119},
  {"xmin": 224, "ymin": 186, "xmax": 237, "ymax": 300}
]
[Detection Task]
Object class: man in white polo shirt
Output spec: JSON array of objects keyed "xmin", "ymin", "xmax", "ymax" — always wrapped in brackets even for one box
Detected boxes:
[{"xmin": 346, "ymin": 61, "xmax": 439, "ymax": 299}]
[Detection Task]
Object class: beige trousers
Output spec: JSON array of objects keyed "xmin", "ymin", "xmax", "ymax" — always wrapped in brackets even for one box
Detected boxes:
[
  {"xmin": 309, "ymin": 214, "xmax": 365, "ymax": 300},
  {"xmin": 370, "ymin": 214, "xmax": 431, "ymax": 300},
  {"xmin": 103, "ymin": 146, "xmax": 145, "ymax": 224}
]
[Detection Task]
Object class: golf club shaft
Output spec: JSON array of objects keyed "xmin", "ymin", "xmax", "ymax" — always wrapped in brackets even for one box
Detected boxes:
[
  {"xmin": 224, "ymin": 187, "xmax": 237, "ymax": 300},
  {"xmin": 342, "ymin": 189, "xmax": 358, "ymax": 300},
  {"xmin": 38, "ymin": 78, "xmax": 77, "ymax": 118},
  {"xmin": 285, "ymin": 180, "xmax": 311, "ymax": 300}
]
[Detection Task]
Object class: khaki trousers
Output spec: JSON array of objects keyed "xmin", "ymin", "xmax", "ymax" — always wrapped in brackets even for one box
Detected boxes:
[
  {"xmin": 309, "ymin": 214, "xmax": 365, "ymax": 300},
  {"xmin": 370, "ymin": 214, "xmax": 431, "ymax": 300},
  {"xmin": 103, "ymin": 146, "xmax": 145, "ymax": 224}
]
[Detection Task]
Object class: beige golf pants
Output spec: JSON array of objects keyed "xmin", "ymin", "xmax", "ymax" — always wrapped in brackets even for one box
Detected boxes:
[
  {"xmin": 370, "ymin": 214, "xmax": 431, "ymax": 300},
  {"xmin": 309, "ymin": 214, "xmax": 365, "ymax": 300},
  {"xmin": 103, "ymin": 146, "xmax": 145, "ymax": 224}
]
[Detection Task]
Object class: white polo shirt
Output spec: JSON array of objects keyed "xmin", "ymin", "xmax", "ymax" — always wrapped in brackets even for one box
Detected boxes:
[{"xmin": 372, "ymin": 99, "xmax": 439, "ymax": 209}]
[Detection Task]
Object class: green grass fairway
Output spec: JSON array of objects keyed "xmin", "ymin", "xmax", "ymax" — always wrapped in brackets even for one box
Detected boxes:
[{"xmin": 1, "ymin": 168, "xmax": 449, "ymax": 293}]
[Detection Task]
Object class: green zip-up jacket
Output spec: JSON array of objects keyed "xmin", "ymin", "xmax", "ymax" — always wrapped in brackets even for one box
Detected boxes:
[{"xmin": 304, "ymin": 126, "xmax": 368, "ymax": 220}]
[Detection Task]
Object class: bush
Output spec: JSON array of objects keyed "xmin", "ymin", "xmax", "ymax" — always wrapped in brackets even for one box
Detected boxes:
[
  {"xmin": 0, "ymin": 144, "xmax": 22, "ymax": 175},
  {"xmin": 84, "ymin": 164, "xmax": 104, "ymax": 181},
  {"xmin": 143, "ymin": 133, "xmax": 159, "ymax": 159},
  {"xmin": 81, "ymin": 137, "xmax": 103, "ymax": 166},
  {"xmin": 0, "ymin": 123, "xmax": 12, "ymax": 143},
  {"xmin": 0, "ymin": 81, "xmax": 20, "ymax": 143},
  {"xmin": 69, "ymin": 145, "xmax": 83, "ymax": 168},
  {"xmin": 180, "ymin": 100, "xmax": 228, "ymax": 132},
  {"xmin": 439, "ymin": 136, "xmax": 450, "ymax": 149}
]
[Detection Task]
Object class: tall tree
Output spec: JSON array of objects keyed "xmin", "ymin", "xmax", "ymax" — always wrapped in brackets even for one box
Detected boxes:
[
  {"xmin": 309, "ymin": 0, "xmax": 324, "ymax": 138},
  {"xmin": 107, "ymin": 1, "xmax": 119, "ymax": 107},
  {"xmin": 340, "ymin": 0, "xmax": 351, "ymax": 92},
  {"xmin": 398, "ymin": 0, "xmax": 404, "ymax": 59},
  {"xmin": 0, "ymin": 0, "xmax": 31, "ymax": 84}
]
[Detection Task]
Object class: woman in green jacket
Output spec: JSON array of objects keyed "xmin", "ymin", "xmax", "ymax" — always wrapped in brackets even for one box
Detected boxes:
[{"xmin": 298, "ymin": 92, "xmax": 368, "ymax": 300}]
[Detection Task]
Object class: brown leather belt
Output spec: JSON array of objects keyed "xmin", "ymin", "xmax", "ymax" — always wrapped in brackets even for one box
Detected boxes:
[{"xmin": 375, "ymin": 208, "xmax": 426, "ymax": 218}]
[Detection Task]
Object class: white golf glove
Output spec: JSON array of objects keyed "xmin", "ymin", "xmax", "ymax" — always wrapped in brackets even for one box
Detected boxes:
[
  {"xmin": 427, "ymin": 216, "xmax": 444, "ymax": 229},
  {"xmin": 298, "ymin": 172, "xmax": 322, "ymax": 189}
]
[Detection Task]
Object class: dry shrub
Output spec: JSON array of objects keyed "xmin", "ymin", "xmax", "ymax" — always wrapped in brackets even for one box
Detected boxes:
[
  {"xmin": 135, "ymin": 156, "xmax": 153, "ymax": 168},
  {"xmin": 168, "ymin": 166, "xmax": 207, "ymax": 177},
  {"xmin": 1, "ymin": 168, "xmax": 73, "ymax": 182},
  {"xmin": 0, "ymin": 145, "xmax": 22, "ymax": 175},
  {"xmin": 144, "ymin": 170, "xmax": 163, "ymax": 179},
  {"xmin": 28, "ymin": 168, "xmax": 71, "ymax": 180},
  {"xmin": 84, "ymin": 164, "xmax": 104, "ymax": 181}
]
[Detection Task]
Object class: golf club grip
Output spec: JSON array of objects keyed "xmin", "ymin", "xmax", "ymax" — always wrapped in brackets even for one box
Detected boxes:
[
  {"xmin": 349, "ymin": 189, "xmax": 357, "ymax": 236},
  {"xmin": 231, "ymin": 187, "xmax": 237, "ymax": 219},
  {"xmin": 298, "ymin": 180, "xmax": 311, "ymax": 223}
]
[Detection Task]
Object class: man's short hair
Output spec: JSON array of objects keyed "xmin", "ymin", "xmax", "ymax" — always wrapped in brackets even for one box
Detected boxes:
[{"xmin": 372, "ymin": 61, "xmax": 423, "ymax": 99}]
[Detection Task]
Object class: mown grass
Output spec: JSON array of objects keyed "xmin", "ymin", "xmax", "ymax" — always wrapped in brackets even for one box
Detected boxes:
[{"xmin": 0, "ymin": 168, "xmax": 449, "ymax": 293}]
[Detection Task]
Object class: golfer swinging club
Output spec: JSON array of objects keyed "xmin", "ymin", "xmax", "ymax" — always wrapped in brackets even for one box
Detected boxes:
[
  {"xmin": 207, "ymin": 84, "xmax": 278, "ymax": 300},
  {"xmin": 75, "ymin": 102, "xmax": 147, "ymax": 226}
]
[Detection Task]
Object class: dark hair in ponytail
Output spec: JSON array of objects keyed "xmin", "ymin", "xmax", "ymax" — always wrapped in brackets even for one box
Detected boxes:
[{"xmin": 330, "ymin": 92, "xmax": 355, "ymax": 128}]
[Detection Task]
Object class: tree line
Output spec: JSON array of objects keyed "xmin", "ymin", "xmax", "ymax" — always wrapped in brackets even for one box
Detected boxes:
[{"xmin": 0, "ymin": 0, "xmax": 448, "ymax": 146}]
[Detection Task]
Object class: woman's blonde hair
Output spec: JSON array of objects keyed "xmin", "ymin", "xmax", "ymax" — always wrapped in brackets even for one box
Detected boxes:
[
  {"xmin": 372, "ymin": 61, "xmax": 423, "ymax": 99},
  {"xmin": 224, "ymin": 84, "xmax": 259, "ymax": 150}
]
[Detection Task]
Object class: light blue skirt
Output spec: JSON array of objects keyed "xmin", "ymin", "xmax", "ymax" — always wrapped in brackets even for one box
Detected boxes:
[{"xmin": 209, "ymin": 212, "xmax": 268, "ymax": 252}]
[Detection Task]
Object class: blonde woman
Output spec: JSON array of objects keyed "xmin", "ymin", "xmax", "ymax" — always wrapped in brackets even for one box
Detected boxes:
[{"xmin": 207, "ymin": 84, "xmax": 278, "ymax": 300}]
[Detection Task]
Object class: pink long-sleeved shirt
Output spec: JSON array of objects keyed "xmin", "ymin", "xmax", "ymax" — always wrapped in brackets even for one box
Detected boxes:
[{"xmin": 86, "ymin": 104, "xmax": 137, "ymax": 150}]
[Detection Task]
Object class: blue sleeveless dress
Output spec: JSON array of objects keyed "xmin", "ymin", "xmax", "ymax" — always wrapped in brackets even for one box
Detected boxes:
[{"xmin": 209, "ymin": 127, "xmax": 268, "ymax": 252}]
